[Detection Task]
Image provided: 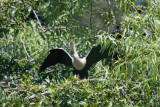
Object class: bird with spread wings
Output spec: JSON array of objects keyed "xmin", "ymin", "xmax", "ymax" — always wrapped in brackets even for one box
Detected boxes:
[{"xmin": 38, "ymin": 42, "xmax": 118, "ymax": 79}]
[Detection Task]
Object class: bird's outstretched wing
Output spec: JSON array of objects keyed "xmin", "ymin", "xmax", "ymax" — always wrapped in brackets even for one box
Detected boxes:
[
  {"xmin": 38, "ymin": 48, "xmax": 72, "ymax": 73},
  {"xmin": 86, "ymin": 44, "xmax": 117, "ymax": 69}
]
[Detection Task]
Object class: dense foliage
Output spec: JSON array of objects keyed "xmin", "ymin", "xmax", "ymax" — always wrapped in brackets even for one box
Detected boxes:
[{"xmin": 0, "ymin": 0, "xmax": 160, "ymax": 106}]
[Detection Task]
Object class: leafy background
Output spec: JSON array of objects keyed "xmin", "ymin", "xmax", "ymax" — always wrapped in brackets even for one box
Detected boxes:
[{"xmin": 0, "ymin": 0, "xmax": 160, "ymax": 106}]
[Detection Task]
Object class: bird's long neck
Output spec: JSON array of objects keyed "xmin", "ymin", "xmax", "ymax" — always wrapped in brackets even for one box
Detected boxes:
[
  {"xmin": 70, "ymin": 41, "xmax": 86, "ymax": 70},
  {"xmin": 70, "ymin": 42, "xmax": 79, "ymax": 58}
]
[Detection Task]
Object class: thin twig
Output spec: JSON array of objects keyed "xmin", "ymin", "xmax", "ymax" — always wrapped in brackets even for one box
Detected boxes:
[
  {"xmin": 33, "ymin": 10, "xmax": 45, "ymax": 32},
  {"xmin": 8, "ymin": 87, "xmax": 51, "ymax": 100},
  {"xmin": 107, "ymin": 0, "xmax": 116, "ymax": 23},
  {"xmin": 28, "ymin": 90, "xmax": 51, "ymax": 100},
  {"xmin": 20, "ymin": 36, "xmax": 32, "ymax": 60},
  {"xmin": 90, "ymin": 0, "xmax": 92, "ymax": 29},
  {"xmin": 9, "ymin": 88, "xmax": 33, "ymax": 95},
  {"xmin": 41, "ymin": 90, "xmax": 51, "ymax": 95},
  {"xmin": 28, "ymin": 94, "xmax": 40, "ymax": 100},
  {"xmin": 79, "ymin": 78, "xmax": 106, "ymax": 82},
  {"xmin": 78, "ymin": 78, "xmax": 140, "ymax": 84}
]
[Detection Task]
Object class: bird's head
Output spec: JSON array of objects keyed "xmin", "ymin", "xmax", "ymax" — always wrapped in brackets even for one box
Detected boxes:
[
  {"xmin": 70, "ymin": 41, "xmax": 74, "ymax": 47},
  {"xmin": 70, "ymin": 41, "xmax": 75, "ymax": 51}
]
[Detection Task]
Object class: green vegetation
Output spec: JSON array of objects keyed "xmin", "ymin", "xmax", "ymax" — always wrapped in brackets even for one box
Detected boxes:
[{"xmin": 0, "ymin": 0, "xmax": 160, "ymax": 106}]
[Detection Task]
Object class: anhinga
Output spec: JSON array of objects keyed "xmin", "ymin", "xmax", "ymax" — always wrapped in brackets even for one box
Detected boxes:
[{"xmin": 38, "ymin": 42, "xmax": 118, "ymax": 79}]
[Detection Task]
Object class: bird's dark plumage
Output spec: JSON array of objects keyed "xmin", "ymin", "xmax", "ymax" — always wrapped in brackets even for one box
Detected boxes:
[
  {"xmin": 38, "ymin": 43, "xmax": 118, "ymax": 79},
  {"xmin": 86, "ymin": 45, "xmax": 109, "ymax": 68},
  {"xmin": 38, "ymin": 49, "xmax": 72, "ymax": 73}
]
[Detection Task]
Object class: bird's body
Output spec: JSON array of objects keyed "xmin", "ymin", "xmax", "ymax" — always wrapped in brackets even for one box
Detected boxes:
[
  {"xmin": 38, "ymin": 42, "xmax": 118, "ymax": 79},
  {"xmin": 72, "ymin": 56, "xmax": 86, "ymax": 70},
  {"xmin": 70, "ymin": 42, "xmax": 87, "ymax": 70}
]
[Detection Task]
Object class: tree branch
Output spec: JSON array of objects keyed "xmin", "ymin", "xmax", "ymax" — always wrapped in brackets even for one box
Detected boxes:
[
  {"xmin": 20, "ymin": 36, "xmax": 32, "ymax": 60},
  {"xmin": 33, "ymin": 10, "xmax": 45, "ymax": 32}
]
